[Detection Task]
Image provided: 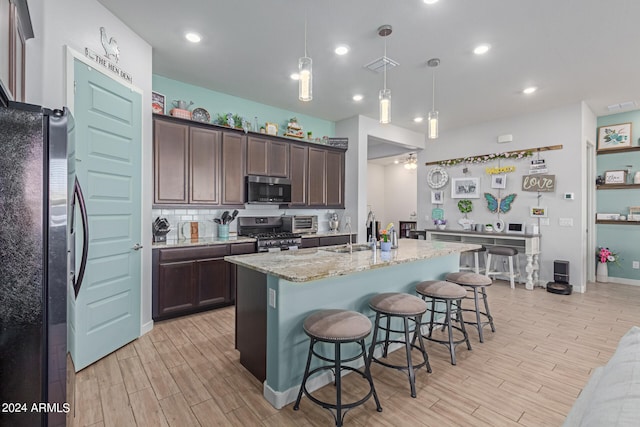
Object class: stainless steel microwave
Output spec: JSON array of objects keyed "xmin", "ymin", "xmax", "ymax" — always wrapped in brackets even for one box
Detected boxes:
[
  {"xmin": 245, "ymin": 175, "xmax": 292, "ymax": 204},
  {"xmin": 282, "ymin": 215, "xmax": 318, "ymax": 234}
]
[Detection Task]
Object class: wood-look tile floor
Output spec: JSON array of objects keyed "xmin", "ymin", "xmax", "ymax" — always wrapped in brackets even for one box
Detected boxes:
[{"xmin": 67, "ymin": 280, "xmax": 640, "ymax": 426}]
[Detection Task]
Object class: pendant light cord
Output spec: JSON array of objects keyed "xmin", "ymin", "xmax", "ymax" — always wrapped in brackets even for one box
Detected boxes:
[
  {"xmin": 431, "ymin": 66, "xmax": 436, "ymax": 110},
  {"xmin": 304, "ymin": 16, "xmax": 308, "ymax": 57},
  {"xmin": 383, "ymin": 38, "xmax": 387, "ymax": 90}
]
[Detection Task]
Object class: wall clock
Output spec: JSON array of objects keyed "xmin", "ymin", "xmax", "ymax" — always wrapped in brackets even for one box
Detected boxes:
[{"xmin": 427, "ymin": 167, "xmax": 449, "ymax": 189}]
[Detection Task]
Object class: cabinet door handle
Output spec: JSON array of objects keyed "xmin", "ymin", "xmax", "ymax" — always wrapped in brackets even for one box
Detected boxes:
[{"xmin": 132, "ymin": 243, "xmax": 143, "ymax": 251}]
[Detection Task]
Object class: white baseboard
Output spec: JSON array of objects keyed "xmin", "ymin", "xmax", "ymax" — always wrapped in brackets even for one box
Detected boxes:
[
  {"xmin": 603, "ymin": 277, "xmax": 640, "ymax": 287},
  {"xmin": 141, "ymin": 320, "xmax": 154, "ymax": 335}
]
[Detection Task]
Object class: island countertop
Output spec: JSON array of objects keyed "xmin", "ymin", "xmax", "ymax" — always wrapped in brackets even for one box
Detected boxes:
[{"xmin": 225, "ymin": 239, "xmax": 480, "ymax": 282}]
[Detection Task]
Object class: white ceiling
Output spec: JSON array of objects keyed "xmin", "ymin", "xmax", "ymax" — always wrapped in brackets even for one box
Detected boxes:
[{"xmin": 98, "ymin": 0, "xmax": 640, "ymax": 145}]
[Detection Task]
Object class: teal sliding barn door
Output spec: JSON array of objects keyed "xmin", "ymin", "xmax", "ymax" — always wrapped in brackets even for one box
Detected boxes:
[{"xmin": 68, "ymin": 60, "xmax": 142, "ymax": 371}]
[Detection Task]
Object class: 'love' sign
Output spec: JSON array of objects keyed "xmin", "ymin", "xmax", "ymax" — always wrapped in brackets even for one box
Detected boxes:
[{"xmin": 522, "ymin": 174, "xmax": 556, "ymax": 192}]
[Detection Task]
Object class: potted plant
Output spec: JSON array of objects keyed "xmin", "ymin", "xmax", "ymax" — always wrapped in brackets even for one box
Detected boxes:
[
  {"xmin": 596, "ymin": 247, "xmax": 621, "ymax": 282},
  {"xmin": 485, "ymin": 223, "xmax": 494, "ymax": 232},
  {"xmin": 433, "ymin": 219, "xmax": 447, "ymax": 230},
  {"xmin": 379, "ymin": 228, "xmax": 392, "ymax": 251}
]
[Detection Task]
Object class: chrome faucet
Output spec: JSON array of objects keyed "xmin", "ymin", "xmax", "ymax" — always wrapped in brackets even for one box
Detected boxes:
[{"xmin": 344, "ymin": 216, "xmax": 353, "ymax": 254}]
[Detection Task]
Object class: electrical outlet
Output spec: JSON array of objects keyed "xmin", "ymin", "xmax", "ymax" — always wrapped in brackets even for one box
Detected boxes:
[
  {"xmin": 633, "ymin": 261, "xmax": 640, "ymax": 269},
  {"xmin": 268, "ymin": 288, "xmax": 276, "ymax": 308},
  {"xmin": 559, "ymin": 218, "xmax": 573, "ymax": 227}
]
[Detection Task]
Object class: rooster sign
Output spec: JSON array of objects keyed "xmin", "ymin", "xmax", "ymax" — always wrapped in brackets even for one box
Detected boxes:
[{"xmin": 100, "ymin": 27, "xmax": 120, "ymax": 63}]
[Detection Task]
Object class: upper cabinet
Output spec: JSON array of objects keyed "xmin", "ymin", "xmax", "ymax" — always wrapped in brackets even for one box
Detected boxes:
[
  {"xmin": 153, "ymin": 115, "xmax": 344, "ymax": 209},
  {"xmin": 0, "ymin": 0, "xmax": 32, "ymax": 103},
  {"xmin": 153, "ymin": 116, "xmax": 245, "ymax": 207},
  {"xmin": 246, "ymin": 136, "xmax": 289, "ymax": 177}
]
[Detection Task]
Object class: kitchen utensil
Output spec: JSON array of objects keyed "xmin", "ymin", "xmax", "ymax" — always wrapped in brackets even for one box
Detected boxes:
[
  {"xmin": 220, "ymin": 211, "xmax": 230, "ymax": 224},
  {"xmin": 172, "ymin": 100, "xmax": 193, "ymax": 110},
  {"xmin": 213, "ymin": 218, "xmax": 221, "ymax": 224},
  {"xmin": 228, "ymin": 209, "xmax": 239, "ymax": 224}
]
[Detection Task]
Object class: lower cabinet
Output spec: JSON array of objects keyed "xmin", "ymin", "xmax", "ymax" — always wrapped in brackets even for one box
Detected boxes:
[
  {"xmin": 153, "ymin": 242, "xmax": 255, "ymax": 320},
  {"xmin": 300, "ymin": 234, "xmax": 356, "ymax": 248}
]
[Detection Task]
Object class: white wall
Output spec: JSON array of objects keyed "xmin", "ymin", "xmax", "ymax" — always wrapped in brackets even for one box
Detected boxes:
[
  {"xmin": 417, "ymin": 103, "xmax": 587, "ymax": 289},
  {"xmin": 27, "ymin": 0, "xmax": 154, "ymax": 330},
  {"xmin": 384, "ymin": 164, "xmax": 417, "ymax": 229},
  {"xmin": 336, "ymin": 115, "xmax": 425, "ymax": 241},
  {"xmin": 366, "ymin": 163, "xmax": 386, "ymax": 228}
]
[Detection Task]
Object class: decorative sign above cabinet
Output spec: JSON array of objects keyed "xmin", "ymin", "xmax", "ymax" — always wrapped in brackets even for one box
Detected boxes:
[
  {"xmin": 84, "ymin": 27, "xmax": 132, "ymax": 83},
  {"xmin": 521, "ymin": 174, "xmax": 556, "ymax": 192}
]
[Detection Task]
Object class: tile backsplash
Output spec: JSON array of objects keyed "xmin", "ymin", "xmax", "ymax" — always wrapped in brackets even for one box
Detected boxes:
[{"xmin": 152, "ymin": 207, "xmax": 348, "ymax": 240}]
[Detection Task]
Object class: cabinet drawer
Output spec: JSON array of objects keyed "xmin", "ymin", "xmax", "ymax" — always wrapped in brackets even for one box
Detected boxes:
[
  {"xmin": 159, "ymin": 245, "xmax": 230, "ymax": 262},
  {"xmin": 319, "ymin": 235, "xmax": 351, "ymax": 247},
  {"xmin": 231, "ymin": 242, "xmax": 257, "ymax": 255},
  {"xmin": 300, "ymin": 237, "xmax": 319, "ymax": 248}
]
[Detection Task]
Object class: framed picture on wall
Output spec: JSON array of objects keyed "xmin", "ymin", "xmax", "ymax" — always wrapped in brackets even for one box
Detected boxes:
[
  {"xmin": 491, "ymin": 174, "xmax": 507, "ymax": 189},
  {"xmin": 529, "ymin": 206, "xmax": 548, "ymax": 217},
  {"xmin": 152, "ymin": 91, "xmax": 166, "ymax": 114},
  {"xmin": 431, "ymin": 190, "xmax": 444, "ymax": 204},
  {"xmin": 451, "ymin": 177, "xmax": 480, "ymax": 199},
  {"xmin": 597, "ymin": 122, "xmax": 632, "ymax": 151}
]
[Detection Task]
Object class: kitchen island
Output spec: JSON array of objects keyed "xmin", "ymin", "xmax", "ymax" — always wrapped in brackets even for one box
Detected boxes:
[{"xmin": 225, "ymin": 239, "xmax": 480, "ymax": 409}]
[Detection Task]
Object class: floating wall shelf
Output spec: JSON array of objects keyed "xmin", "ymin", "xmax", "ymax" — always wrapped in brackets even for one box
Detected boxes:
[
  {"xmin": 596, "ymin": 220, "xmax": 640, "ymax": 225},
  {"xmin": 596, "ymin": 146, "xmax": 640, "ymax": 156},
  {"xmin": 596, "ymin": 184, "xmax": 640, "ymax": 190}
]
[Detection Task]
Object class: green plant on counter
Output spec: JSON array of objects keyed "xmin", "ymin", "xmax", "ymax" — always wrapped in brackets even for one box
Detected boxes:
[
  {"xmin": 232, "ymin": 114, "xmax": 244, "ymax": 128},
  {"xmin": 214, "ymin": 113, "xmax": 229, "ymax": 126},
  {"xmin": 214, "ymin": 113, "xmax": 244, "ymax": 128}
]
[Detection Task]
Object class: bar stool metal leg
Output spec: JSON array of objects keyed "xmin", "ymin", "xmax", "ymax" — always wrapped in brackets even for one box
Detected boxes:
[
  {"xmin": 294, "ymin": 337, "xmax": 316, "ymax": 410},
  {"xmin": 482, "ymin": 287, "xmax": 496, "ymax": 332},
  {"xmin": 472, "ymin": 287, "xmax": 484, "ymax": 343}
]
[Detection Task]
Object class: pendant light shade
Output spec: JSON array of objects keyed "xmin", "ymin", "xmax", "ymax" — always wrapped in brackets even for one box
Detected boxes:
[
  {"xmin": 299, "ymin": 56, "xmax": 312, "ymax": 101},
  {"xmin": 378, "ymin": 25, "xmax": 392, "ymax": 124},
  {"xmin": 379, "ymin": 88, "xmax": 391, "ymax": 124},
  {"xmin": 299, "ymin": 17, "xmax": 312, "ymax": 102},
  {"xmin": 427, "ymin": 58, "xmax": 440, "ymax": 139}
]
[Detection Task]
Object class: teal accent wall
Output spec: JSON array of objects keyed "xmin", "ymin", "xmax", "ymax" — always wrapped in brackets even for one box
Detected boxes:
[
  {"xmin": 596, "ymin": 109, "xmax": 640, "ymax": 281},
  {"xmin": 153, "ymin": 74, "xmax": 335, "ymax": 138}
]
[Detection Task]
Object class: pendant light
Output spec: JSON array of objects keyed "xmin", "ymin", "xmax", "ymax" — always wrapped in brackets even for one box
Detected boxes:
[
  {"xmin": 427, "ymin": 58, "xmax": 440, "ymax": 139},
  {"xmin": 378, "ymin": 25, "xmax": 392, "ymax": 124},
  {"xmin": 298, "ymin": 16, "xmax": 312, "ymax": 102}
]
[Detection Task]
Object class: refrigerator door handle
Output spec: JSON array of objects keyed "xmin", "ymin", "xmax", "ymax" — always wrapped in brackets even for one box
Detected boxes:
[{"xmin": 72, "ymin": 177, "xmax": 89, "ymax": 298}]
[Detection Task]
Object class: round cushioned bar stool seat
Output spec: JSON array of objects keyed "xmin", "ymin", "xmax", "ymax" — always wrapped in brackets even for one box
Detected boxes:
[
  {"xmin": 303, "ymin": 309, "xmax": 372, "ymax": 342},
  {"xmin": 369, "ymin": 292, "xmax": 427, "ymax": 316},
  {"xmin": 487, "ymin": 246, "xmax": 518, "ymax": 257},
  {"xmin": 416, "ymin": 280, "xmax": 467, "ymax": 299},
  {"xmin": 445, "ymin": 271, "xmax": 492, "ymax": 287}
]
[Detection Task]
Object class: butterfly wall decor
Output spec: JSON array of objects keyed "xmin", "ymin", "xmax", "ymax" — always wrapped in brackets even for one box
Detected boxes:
[{"xmin": 484, "ymin": 193, "xmax": 517, "ymax": 214}]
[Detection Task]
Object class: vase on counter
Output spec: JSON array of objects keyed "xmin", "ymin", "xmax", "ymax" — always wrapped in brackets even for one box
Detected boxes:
[
  {"xmin": 596, "ymin": 262, "xmax": 608, "ymax": 283},
  {"xmin": 380, "ymin": 241, "xmax": 392, "ymax": 252}
]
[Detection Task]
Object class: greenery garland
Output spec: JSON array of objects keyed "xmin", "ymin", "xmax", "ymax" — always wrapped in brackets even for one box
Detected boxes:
[
  {"xmin": 457, "ymin": 199, "xmax": 473, "ymax": 214},
  {"xmin": 439, "ymin": 150, "xmax": 533, "ymax": 167}
]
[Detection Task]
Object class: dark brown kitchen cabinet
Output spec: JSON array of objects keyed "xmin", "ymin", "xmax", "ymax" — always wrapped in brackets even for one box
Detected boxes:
[
  {"xmin": 153, "ymin": 245, "xmax": 237, "ymax": 320},
  {"xmin": 221, "ymin": 132, "xmax": 246, "ymax": 205},
  {"xmin": 154, "ymin": 115, "xmax": 244, "ymax": 207},
  {"xmin": 308, "ymin": 147, "xmax": 327, "ymax": 206},
  {"xmin": 246, "ymin": 136, "xmax": 289, "ymax": 177},
  {"xmin": 326, "ymin": 150, "xmax": 345, "ymax": 207},
  {"xmin": 157, "ymin": 261, "xmax": 195, "ymax": 317},
  {"xmin": 154, "ymin": 119, "xmax": 189, "ymax": 204},
  {"xmin": 307, "ymin": 147, "xmax": 345, "ymax": 208},
  {"xmin": 289, "ymin": 144, "xmax": 308, "ymax": 206},
  {"xmin": 190, "ymin": 127, "xmax": 220, "ymax": 204},
  {"xmin": 319, "ymin": 234, "xmax": 353, "ymax": 246}
]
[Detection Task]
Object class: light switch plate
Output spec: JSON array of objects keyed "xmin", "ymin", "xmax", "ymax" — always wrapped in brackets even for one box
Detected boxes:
[
  {"xmin": 540, "ymin": 218, "xmax": 550, "ymax": 226},
  {"xmin": 559, "ymin": 218, "xmax": 573, "ymax": 227},
  {"xmin": 268, "ymin": 288, "xmax": 276, "ymax": 308}
]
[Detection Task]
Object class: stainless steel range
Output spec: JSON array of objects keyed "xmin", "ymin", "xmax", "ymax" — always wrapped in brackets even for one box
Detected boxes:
[{"xmin": 237, "ymin": 216, "xmax": 302, "ymax": 252}]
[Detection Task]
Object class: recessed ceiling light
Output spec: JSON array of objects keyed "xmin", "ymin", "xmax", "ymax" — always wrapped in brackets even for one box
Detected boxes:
[
  {"xmin": 473, "ymin": 44, "xmax": 490, "ymax": 55},
  {"xmin": 413, "ymin": 117, "xmax": 424, "ymax": 123},
  {"xmin": 185, "ymin": 32, "xmax": 201, "ymax": 43},
  {"xmin": 352, "ymin": 94, "xmax": 363, "ymax": 101},
  {"xmin": 523, "ymin": 86, "xmax": 537, "ymax": 94},
  {"xmin": 290, "ymin": 73, "xmax": 300, "ymax": 80},
  {"xmin": 423, "ymin": 0, "xmax": 439, "ymax": 4},
  {"xmin": 335, "ymin": 45, "xmax": 349, "ymax": 55}
]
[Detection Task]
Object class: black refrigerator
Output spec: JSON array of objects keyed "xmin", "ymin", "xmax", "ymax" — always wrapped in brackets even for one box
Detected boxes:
[{"xmin": 0, "ymin": 99, "xmax": 71, "ymax": 426}]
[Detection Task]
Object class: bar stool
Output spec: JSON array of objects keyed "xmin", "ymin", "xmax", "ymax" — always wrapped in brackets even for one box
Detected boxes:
[
  {"xmin": 460, "ymin": 247, "xmax": 486, "ymax": 274},
  {"xmin": 294, "ymin": 309, "xmax": 382, "ymax": 426},
  {"xmin": 485, "ymin": 246, "xmax": 521, "ymax": 288},
  {"xmin": 415, "ymin": 280, "xmax": 472, "ymax": 365},
  {"xmin": 445, "ymin": 272, "xmax": 495, "ymax": 343},
  {"xmin": 367, "ymin": 293, "xmax": 431, "ymax": 398}
]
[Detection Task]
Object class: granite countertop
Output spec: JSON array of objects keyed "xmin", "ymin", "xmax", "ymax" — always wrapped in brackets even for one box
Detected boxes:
[
  {"xmin": 152, "ymin": 236, "xmax": 256, "ymax": 248},
  {"xmin": 225, "ymin": 239, "xmax": 480, "ymax": 282}
]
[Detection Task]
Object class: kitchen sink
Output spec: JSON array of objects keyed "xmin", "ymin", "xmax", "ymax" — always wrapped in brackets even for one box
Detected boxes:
[{"xmin": 321, "ymin": 244, "xmax": 372, "ymax": 253}]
